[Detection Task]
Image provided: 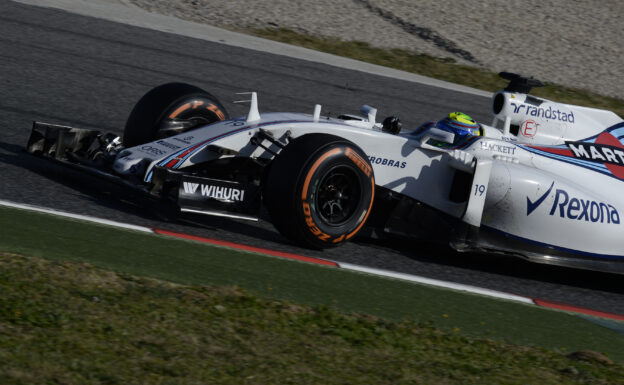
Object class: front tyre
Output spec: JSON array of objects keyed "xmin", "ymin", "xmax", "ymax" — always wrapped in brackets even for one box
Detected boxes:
[
  {"xmin": 123, "ymin": 82, "xmax": 229, "ymax": 147},
  {"xmin": 265, "ymin": 134, "xmax": 375, "ymax": 249}
]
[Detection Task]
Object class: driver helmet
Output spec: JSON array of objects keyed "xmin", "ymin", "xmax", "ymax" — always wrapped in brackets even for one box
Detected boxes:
[{"xmin": 436, "ymin": 112, "xmax": 480, "ymax": 138}]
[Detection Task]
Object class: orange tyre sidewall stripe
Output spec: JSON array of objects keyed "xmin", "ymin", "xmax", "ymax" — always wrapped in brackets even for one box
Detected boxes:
[
  {"xmin": 301, "ymin": 147, "xmax": 343, "ymax": 200},
  {"xmin": 206, "ymin": 104, "xmax": 226, "ymax": 120},
  {"xmin": 168, "ymin": 103, "xmax": 191, "ymax": 119},
  {"xmin": 299, "ymin": 145, "xmax": 375, "ymax": 243}
]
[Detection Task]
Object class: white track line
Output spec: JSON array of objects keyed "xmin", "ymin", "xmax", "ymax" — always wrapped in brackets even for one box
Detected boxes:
[
  {"xmin": 13, "ymin": 0, "xmax": 491, "ymax": 98},
  {"xmin": 338, "ymin": 262, "xmax": 535, "ymax": 304},
  {"xmin": 0, "ymin": 199, "xmax": 153, "ymax": 233},
  {"xmin": 1, "ymin": 198, "xmax": 534, "ymax": 305}
]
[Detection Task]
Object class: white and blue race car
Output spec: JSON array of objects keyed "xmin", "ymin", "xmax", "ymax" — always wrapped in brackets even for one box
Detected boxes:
[{"xmin": 26, "ymin": 73, "xmax": 624, "ymax": 273}]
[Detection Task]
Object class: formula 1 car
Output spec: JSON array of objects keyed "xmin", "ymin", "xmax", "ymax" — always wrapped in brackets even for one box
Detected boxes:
[{"xmin": 26, "ymin": 73, "xmax": 624, "ymax": 273}]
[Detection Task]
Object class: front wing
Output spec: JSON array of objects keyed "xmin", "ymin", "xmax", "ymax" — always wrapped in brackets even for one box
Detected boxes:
[{"xmin": 25, "ymin": 122, "xmax": 263, "ymax": 220}]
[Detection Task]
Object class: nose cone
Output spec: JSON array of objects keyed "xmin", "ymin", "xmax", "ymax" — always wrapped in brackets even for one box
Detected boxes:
[{"xmin": 113, "ymin": 152, "xmax": 145, "ymax": 175}]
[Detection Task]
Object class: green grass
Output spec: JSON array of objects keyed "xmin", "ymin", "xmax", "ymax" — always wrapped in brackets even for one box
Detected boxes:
[
  {"xmin": 251, "ymin": 28, "xmax": 624, "ymax": 118},
  {"xmin": 1, "ymin": 206, "xmax": 624, "ymax": 361},
  {"xmin": 2, "ymin": 252, "xmax": 623, "ymax": 385},
  {"xmin": 2, "ymin": 206, "xmax": 624, "ymax": 383}
]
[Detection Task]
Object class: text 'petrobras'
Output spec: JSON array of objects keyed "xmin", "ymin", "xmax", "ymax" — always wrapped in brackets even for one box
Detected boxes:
[{"xmin": 368, "ymin": 156, "xmax": 406, "ymax": 168}]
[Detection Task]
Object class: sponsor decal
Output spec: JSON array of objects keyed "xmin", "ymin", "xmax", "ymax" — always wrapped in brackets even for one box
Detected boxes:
[
  {"xmin": 172, "ymin": 136, "xmax": 195, "ymax": 145},
  {"xmin": 226, "ymin": 120, "xmax": 246, "ymax": 127},
  {"xmin": 368, "ymin": 156, "xmax": 406, "ymax": 168},
  {"xmin": 519, "ymin": 122, "xmax": 624, "ymax": 182},
  {"xmin": 156, "ymin": 140, "xmax": 180, "ymax": 150},
  {"xmin": 566, "ymin": 141, "xmax": 624, "ymax": 165},
  {"xmin": 526, "ymin": 182, "xmax": 554, "ymax": 216},
  {"xmin": 182, "ymin": 182, "xmax": 245, "ymax": 202},
  {"xmin": 140, "ymin": 145, "xmax": 165, "ymax": 156},
  {"xmin": 526, "ymin": 181, "xmax": 620, "ymax": 224},
  {"xmin": 566, "ymin": 131, "xmax": 624, "ymax": 179},
  {"xmin": 480, "ymin": 141, "xmax": 516, "ymax": 155},
  {"xmin": 521, "ymin": 120, "xmax": 539, "ymax": 138},
  {"xmin": 302, "ymin": 202, "xmax": 331, "ymax": 241},
  {"xmin": 511, "ymin": 102, "xmax": 574, "ymax": 123},
  {"xmin": 345, "ymin": 148, "xmax": 372, "ymax": 177}
]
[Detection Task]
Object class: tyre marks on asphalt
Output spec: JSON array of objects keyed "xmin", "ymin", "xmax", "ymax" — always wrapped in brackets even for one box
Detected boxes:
[{"xmin": 352, "ymin": 0, "xmax": 478, "ymax": 63}]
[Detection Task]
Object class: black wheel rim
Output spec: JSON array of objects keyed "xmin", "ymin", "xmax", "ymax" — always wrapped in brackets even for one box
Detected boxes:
[{"xmin": 314, "ymin": 165, "xmax": 361, "ymax": 226}]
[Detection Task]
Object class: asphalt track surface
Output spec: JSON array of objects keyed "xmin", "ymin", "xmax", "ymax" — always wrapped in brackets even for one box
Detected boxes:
[{"xmin": 2, "ymin": 1, "xmax": 624, "ymax": 316}]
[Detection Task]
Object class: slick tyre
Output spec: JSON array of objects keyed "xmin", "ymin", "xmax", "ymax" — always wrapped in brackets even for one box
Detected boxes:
[
  {"xmin": 265, "ymin": 134, "xmax": 375, "ymax": 249},
  {"xmin": 123, "ymin": 82, "xmax": 229, "ymax": 147}
]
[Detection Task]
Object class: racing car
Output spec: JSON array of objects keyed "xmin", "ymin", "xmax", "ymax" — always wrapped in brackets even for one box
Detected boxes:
[{"xmin": 25, "ymin": 73, "xmax": 624, "ymax": 273}]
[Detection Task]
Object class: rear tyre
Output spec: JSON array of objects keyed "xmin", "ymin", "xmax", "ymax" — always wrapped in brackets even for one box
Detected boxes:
[
  {"xmin": 123, "ymin": 82, "xmax": 229, "ymax": 147},
  {"xmin": 265, "ymin": 134, "xmax": 375, "ymax": 249}
]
